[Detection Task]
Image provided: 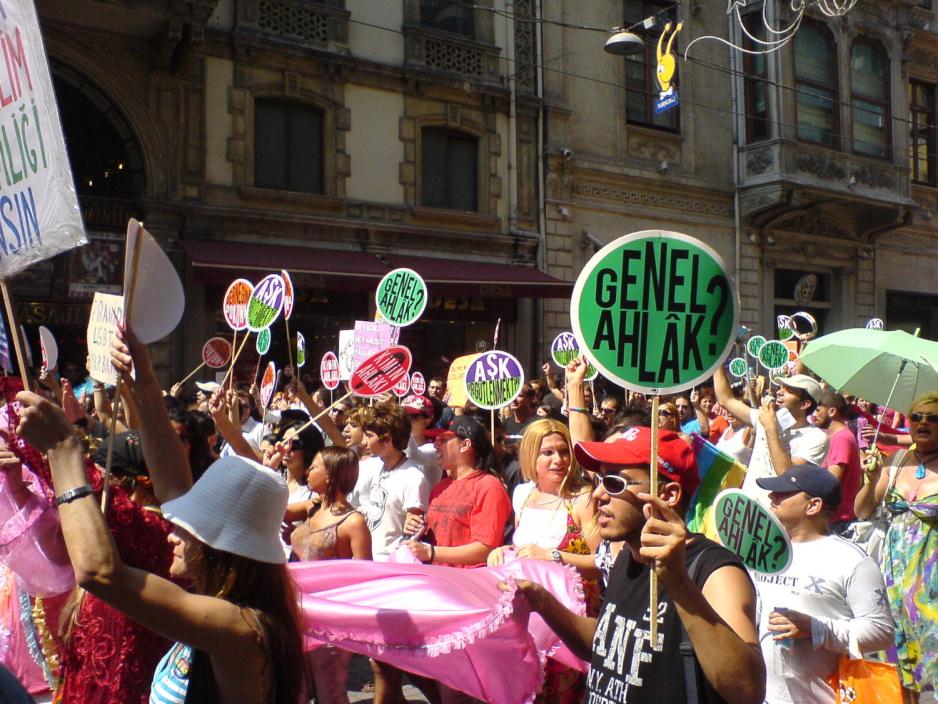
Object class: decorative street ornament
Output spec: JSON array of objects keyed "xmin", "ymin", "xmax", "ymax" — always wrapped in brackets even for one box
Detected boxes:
[{"xmin": 654, "ymin": 22, "xmax": 683, "ymax": 115}]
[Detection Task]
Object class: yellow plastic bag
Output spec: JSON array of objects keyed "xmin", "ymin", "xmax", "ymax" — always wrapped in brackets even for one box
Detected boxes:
[{"xmin": 827, "ymin": 657, "xmax": 903, "ymax": 704}]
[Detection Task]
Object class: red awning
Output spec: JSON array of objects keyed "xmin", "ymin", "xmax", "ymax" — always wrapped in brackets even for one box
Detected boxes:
[{"xmin": 180, "ymin": 239, "xmax": 572, "ymax": 299}]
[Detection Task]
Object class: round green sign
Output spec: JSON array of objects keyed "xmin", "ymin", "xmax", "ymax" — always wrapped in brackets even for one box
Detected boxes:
[
  {"xmin": 728, "ymin": 357, "xmax": 748, "ymax": 378},
  {"xmin": 570, "ymin": 231, "xmax": 738, "ymax": 394},
  {"xmin": 256, "ymin": 327, "xmax": 271, "ymax": 355},
  {"xmin": 758, "ymin": 340, "xmax": 789, "ymax": 370},
  {"xmin": 746, "ymin": 335, "xmax": 766, "ymax": 358},
  {"xmin": 376, "ymin": 268, "xmax": 428, "ymax": 327},
  {"xmin": 714, "ymin": 489, "xmax": 791, "ymax": 573}
]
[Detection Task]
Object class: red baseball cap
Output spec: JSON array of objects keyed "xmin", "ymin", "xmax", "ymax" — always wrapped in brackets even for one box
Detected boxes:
[
  {"xmin": 574, "ymin": 427, "xmax": 700, "ymax": 499},
  {"xmin": 401, "ymin": 394, "xmax": 434, "ymax": 418}
]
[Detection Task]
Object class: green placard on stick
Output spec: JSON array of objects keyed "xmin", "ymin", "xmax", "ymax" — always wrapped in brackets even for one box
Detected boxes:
[
  {"xmin": 570, "ymin": 231, "xmax": 738, "ymax": 394},
  {"xmin": 256, "ymin": 327, "xmax": 271, "ymax": 355},
  {"xmin": 714, "ymin": 489, "xmax": 792, "ymax": 573},
  {"xmin": 376, "ymin": 268, "xmax": 428, "ymax": 327},
  {"xmin": 728, "ymin": 357, "xmax": 748, "ymax": 378},
  {"xmin": 758, "ymin": 340, "xmax": 789, "ymax": 370},
  {"xmin": 746, "ymin": 335, "xmax": 766, "ymax": 358}
]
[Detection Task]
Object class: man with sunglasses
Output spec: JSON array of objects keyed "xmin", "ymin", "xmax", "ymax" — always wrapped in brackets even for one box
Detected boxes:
[
  {"xmin": 753, "ymin": 465, "xmax": 893, "ymax": 704},
  {"xmin": 503, "ymin": 383, "xmax": 538, "ymax": 437},
  {"xmin": 513, "ymin": 426, "xmax": 765, "ymax": 704}
]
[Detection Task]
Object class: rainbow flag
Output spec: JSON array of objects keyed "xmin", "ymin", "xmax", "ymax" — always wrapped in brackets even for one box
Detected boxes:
[{"xmin": 686, "ymin": 433, "xmax": 747, "ymax": 539}]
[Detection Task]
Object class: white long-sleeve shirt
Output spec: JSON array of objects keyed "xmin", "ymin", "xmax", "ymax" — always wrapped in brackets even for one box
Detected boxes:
[{"xmin": 753, "ymin": 534, "xmax": 895, "ymax": 704}]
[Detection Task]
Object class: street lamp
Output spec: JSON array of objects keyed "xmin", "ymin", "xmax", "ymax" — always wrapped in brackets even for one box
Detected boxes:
[{"xmin": 603, "ymin": 29, "xmax": 645, "ymax": 55}]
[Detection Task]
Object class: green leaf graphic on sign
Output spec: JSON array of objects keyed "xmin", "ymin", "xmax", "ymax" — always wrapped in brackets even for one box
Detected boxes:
[
  {"xmin": 714, "ymin": 490, "xmax": 791, "ymax": 573},
  {"xmin": 248, "ymin": 299, "xmax": 278, "ymax": 331},
  {"xmin": 728, "ymin": 357, "xmax": 748, "ymax": 378},
  {"xmin": 570, "ymin": 231, "xmax": 738, "ymax": 394},
  {"xmin": 758, "ymin": 340, "xmax": 789, "ymax": 370},
  {"xmin": 256, "ymin": 327, "xmax": 271, "ymax": 355},
  {"xmin": 746, "ymin": 335, "xmax": 766, "ymax": 358},
  {"xmin": 376, "ymin": 268, "xmax": 428, "ymax": 327}
]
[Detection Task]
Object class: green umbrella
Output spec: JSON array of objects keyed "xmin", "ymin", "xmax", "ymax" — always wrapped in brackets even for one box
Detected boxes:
[{"xmin": 799, "ymin": 328, "xmax": 938, "ymax": 412}]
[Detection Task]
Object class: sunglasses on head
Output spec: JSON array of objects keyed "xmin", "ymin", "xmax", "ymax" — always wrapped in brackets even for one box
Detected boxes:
[
  {"xmin": 658, "ymin": 410, "xmax": 674, "ymax": 417},
  {"xmin": 600, "ymin": 474, "xmax": 651, "ymax": 496},
  {"xmin": 910, "ymin": 412, "xmax": 938, "ymax": 423}
]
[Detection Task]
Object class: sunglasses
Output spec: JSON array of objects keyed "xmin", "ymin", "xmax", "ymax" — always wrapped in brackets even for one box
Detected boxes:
[
  {"xmin": 600, "ymin": 475, "xmax": 651, "ymax": 496},
  {"xmin": 658, "ymin": 410, "xmax": 674, "ymax": 417},
  {"xmin": 909, "ymin": 412, "xmax": 938, "ymax": 424}
]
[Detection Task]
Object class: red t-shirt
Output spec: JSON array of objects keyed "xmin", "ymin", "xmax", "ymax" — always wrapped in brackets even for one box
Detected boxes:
[
  {"xmin": 708, "ymin": 414, "xmax": 729, "ymax": 443},
  {"xmin": 426, "ymin": 471, "xmax": 511, "ymax": 568},
  {"xmin": 825, "ymin": 427, "xmax": 862, "ymax": 523}
]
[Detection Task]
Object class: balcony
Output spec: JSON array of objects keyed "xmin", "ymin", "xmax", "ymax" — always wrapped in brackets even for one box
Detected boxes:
[
  {"xmin": 403, "ymin": 25, "xmax": 502, "ymax": 87},
  {"xmin": 234, "ymin": 0, "xmax": 350, "ymax": 55}
]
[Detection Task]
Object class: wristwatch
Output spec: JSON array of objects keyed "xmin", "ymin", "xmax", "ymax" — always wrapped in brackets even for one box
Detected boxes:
[{"xmin": 550, "ymin": 549, "xmax": 563, "ymax": 563}]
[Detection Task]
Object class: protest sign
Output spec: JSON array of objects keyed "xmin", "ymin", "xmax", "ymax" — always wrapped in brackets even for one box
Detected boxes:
[
  {"xmin": 728, "ymin": 357, "xmax": 748, "ymax": 378},
  {"xmin": 0, "ymin": 0, "xmax": 88, "ymax": 279},
  {"xmin": 224, "ymin": 279, "xmax": 253, "ymax": 331},
  {"xmin": 321, "ymin": 351, "xmax": 340, "ymax": 391},
  {"xmin": 350, "ymin": 346, "xmax": 412, "ymax": 397},
  {"xmin": 352, "ymin": 320, "xmax": 398, "ymax": 368},
  {"xmin": 788, "ymin": 311, "xmax": 817, "ymax": 340},
  {"xmin": 866, "ymin": 317, "xmax": 884, "ymax": 330},
  {"xmin": 713, "ymin": 489, "xmax": 791, "ymax": 573},
  {"xmin": 296, "ymin": 332, "xmax": 306, "ymax": 368},
  {"xmin": 411, "ymin": 372, "xmax": 426, "ymax": 396},
  {"xmin": 0, "ymin": 317, "xmax": 11, "ymax": 373},
  {"xmin": 758, "ymin": 340, "xmax": 789, "ymax": 371},
  {"xmin": 87, "ymin": 293, "xmax": 124, "ymax": 385},
  {"xmin": 463, "ymin": 351, "xmax": 524, "ymax": 410},
  {"xmin": 38, "ymin": 325, "xmax": 57, "ymax": 371},
  {"xmin": 281, "ymin": 270, "xmax": 295, "ymax": 320},
  {"xmin": 247, "ymin": 274, "xmax": 285, "ymax": 332},
  {"xmin": 202, "ymin": 337, "xmax": 232, "ymax": 369},
  {"xmin": 122, "ymin": 220, "xmax": 185, "ymax": 343},
  {"xmin": 260, "ymin": 362, "xmax": 277, "ymax": 408},
  {"xmin": 256, "ymin": 327, "xmax": 271, "ymax": 355},
  {"xmin": 447, "ymin": 353, "xmax": 481, "ymax": 408},
  {"xmin": 337, "ymin": 329, "xmax": 355, "ymax": 380},
  {"xmin": 392, "ymin": 373, "xmax": 411, "ymax": 398},
  {"xmin": 550, "ymin": 332, "xmax": 598, "ymax": 380},
  {"xmin": 776, "ymin": 315, "xmax": 793, "ymax": 341},
  {"xmin": 571, "ymin": 231, "xmax": 738, "ymax": 394},
  {"xmin": 375, "ymin": 268, "xmax": 428, "ymax": 327},
  {"xmin": 746, "ymin": 335, "xmax": 766, "ymax": 358}
]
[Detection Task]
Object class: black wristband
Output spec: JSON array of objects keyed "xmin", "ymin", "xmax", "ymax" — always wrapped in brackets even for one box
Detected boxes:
[
  {"xmin": 428, "ymin": 544, "xmax": 435, "ymax": 564},
  {"xmin": 54, "ymin": 484, "xmax": 94, "ymax": 506}
]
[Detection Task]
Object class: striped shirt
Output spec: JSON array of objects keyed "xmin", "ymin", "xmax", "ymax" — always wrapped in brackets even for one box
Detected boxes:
[{"xmin": 149, "ymin": 643, "xmax": 191, "ymax": 704}]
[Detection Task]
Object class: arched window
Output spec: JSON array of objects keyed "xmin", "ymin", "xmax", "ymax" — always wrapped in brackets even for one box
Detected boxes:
[
  {"xmin": 254, "ymin": 99, "xmax": 323, "ymax": 193},
  {"xmin": 851, "ymin": 40, "xmax": 889, "ymax": 158},
  {"xmin": 794, "ymin": 22, "xmax": 838, "ymax": 147},
  {"xmin": 421, "ymin": 127, "xmax": 478, "ymax": 211},
  {"xmin": 420, "ymin": 0, "xmax": 475, "ymax": 37}
]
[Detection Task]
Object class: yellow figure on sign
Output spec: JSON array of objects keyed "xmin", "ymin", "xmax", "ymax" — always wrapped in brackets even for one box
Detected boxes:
[{"xmin": 656, "ymin": 21, "xmax": 684, "ymax": 96}]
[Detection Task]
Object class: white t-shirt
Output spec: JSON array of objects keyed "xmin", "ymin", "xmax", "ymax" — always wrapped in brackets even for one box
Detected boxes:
[
  {"xmin": 407, "ymin": 435, "xmax": 442, "ymax": 487},
  {"xmin": 752, "ymin": 535, "xmax": 894, "ymax": 704},
  {"xmin": 220, "ymin": 416, "xmax": 268, "ymax": 458},
  {"xmin": 744, "ymin": 408, "xmax": 829, "ymax": 501},
  {"xmin": 354, "ymin": 456, "xmax": 430, "ymax": 560}
]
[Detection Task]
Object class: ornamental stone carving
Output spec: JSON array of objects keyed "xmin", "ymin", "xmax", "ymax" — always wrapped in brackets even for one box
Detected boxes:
[
  {"xmin": 796, "ymin": 154, "xmax": 847, "ymax": 181},
  {"xmin": 853, "ymin": 165, "xmax": 895, "ymax": 190},
  {"xmin": 746, "ymin": 149, "xmax": 773, "ymax": 175},
  {"xmin": 775, "ymin": 208, "xmax": 852, "ymax": 239}
]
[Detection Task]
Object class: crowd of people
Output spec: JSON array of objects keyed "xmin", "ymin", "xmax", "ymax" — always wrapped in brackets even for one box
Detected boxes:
[{"xmin": 0, "ymin": 326, "xmax": 934, "ymax": 704}]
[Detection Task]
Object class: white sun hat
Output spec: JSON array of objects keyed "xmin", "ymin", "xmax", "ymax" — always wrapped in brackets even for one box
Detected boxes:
[{"xmin": 161, "ymin": 455, "xmax": 288, "ymax": 564}]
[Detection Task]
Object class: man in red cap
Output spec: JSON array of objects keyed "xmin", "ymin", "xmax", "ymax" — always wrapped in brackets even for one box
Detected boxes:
[
  {"xmin": 514, "ymin": 426, "xmax": 765, "ymax": 704},
  {"xmin": 402, "ymin": 393, "xmax": 442, "ymax": 486}
]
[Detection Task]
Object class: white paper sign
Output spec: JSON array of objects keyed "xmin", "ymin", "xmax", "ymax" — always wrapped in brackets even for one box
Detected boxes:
[
  {"xmin": 352, "ymin": 320, "xmax": 398, "ymax": 369},
  {"xmin": 0, "ymin": 1, "xmax": 87, "ymax": 278},
  {"xmin": 38, "ymin": 325, "xmax": 57, "ymax": 370},
  {"xmin": 338, "ymin": 329, "xmax": 355, "ymax": 381},
  {"xmin": 123, "ymin": 220, "xmax": 185, "ymax": 343},
  {"xmin": 87, "ymin": 293, "xmax": 124, "ymax": 384}
]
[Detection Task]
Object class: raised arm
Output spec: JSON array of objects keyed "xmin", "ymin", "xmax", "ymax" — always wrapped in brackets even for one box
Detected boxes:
[
  {"xmin": 15, "ymin": 392, "xmax": 264, "ymax": 661},
  {"xmin": 714, "ymin": 368, "xmax": 753, "ymax": 426},
  {"xmin": 110, "ymin": 329, "xmax": 192, "ymax": 503},
  {"xmin": 210, "ymin": 390, "xmax": 260, "ymax": 461},
  {"xmin": 292, "ymin": 382, "xmax": 345, "ymax": 448},
  {"xmin": 566, "ymin": 357, "xmax": 594, "ymax": 446}
]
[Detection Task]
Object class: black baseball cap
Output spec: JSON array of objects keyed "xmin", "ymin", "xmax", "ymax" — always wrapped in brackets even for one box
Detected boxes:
[
  {"xmin": 756, "ymin": 464, "xmax": 841, "ymax": 509},
  {"xmin": 432, "ymin": 416, "xmax": 492, "ymax": 459}
]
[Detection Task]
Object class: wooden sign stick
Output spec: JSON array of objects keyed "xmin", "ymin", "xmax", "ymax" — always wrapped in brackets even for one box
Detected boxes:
[
  {"xmin": 649, "ymin": 395, "xmax": 660, "ymax": 644},
  {"xmin": 288, "ymin": 389, "xmax": 354, "ymax": 437},
  {"xmin": 285, "ymin": 318, "xmax": 294, "ymax": 374},
  {"xmin": 0, "ymin": 282, "xmax": 31, "ymax": 391},
  {"xmin": 227, "ymin": 329, "xmax": 238, "ymax": 391},
  {"xmin": 101, "ymin": 225, "xmax": 143, "ymax": 512},
  {"xmin": 219, "ymin": 334, "xmax": 252, "ymax": 388},
  {"xmin": 176, "ymin": 361, "xmax": 207, "ymax": 387}
]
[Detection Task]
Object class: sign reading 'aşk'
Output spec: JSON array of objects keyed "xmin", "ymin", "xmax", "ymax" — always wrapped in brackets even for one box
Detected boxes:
[
  {"xmin": 350, "ymin": 346, "xmax": 412, "ymax": 397},
  {"xmin": 571, "ymin": 231, "xmax": 738, "ymax": 394},
  {"xmin": 550, "ymin": 332, "xmax": 598, "ymax": 381},
  {"xmin": 714, "ymin": 489, "xmax": 791, "ymax": 574},
  {"xmin": 463, "ymin": 350, "xmax": 524, "ymax": 410}
]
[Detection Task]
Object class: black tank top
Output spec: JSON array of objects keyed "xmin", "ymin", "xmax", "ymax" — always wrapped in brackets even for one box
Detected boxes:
[{"xmin": 585, "ymin": 535, "xmax": 750, "ymax": 704}]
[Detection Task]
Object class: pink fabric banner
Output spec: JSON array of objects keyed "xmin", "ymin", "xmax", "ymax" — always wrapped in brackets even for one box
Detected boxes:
[{"xmin": 289, "ymin": 557, "xmax": 589, "ymax": 703}]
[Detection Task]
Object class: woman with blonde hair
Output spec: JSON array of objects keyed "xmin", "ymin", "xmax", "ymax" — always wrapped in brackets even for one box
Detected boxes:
[{"xmin": 488, "ymin": 418, "xmax": 598, "ymax": 703}]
